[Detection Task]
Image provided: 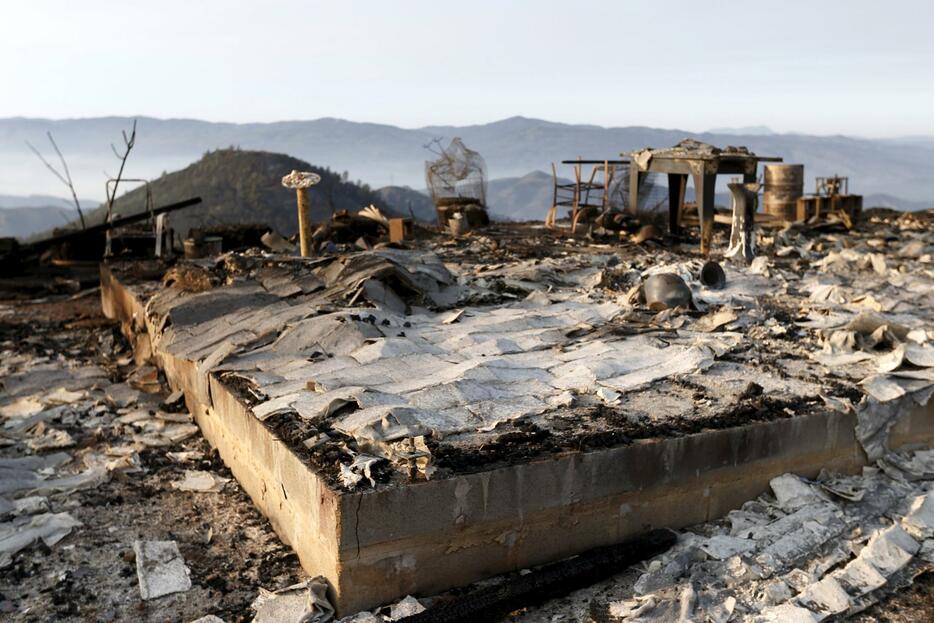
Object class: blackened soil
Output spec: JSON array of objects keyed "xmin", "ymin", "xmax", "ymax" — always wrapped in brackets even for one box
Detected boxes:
[
  {"xmin": 218, "ymin": 372, "xmax": 265, "ymax": 407},
  {"xmin": 429, "ymin": 420, "xmax": 559, "ymax": 474},
  {"xmin": 0, "ymin": 295, "xmax": 122, "ymax": 361},
  {"xmin": 258, "ymin": 409, "xmax": 396, "ymax": 490},
  {"xmin": 854, "ymin": 571, "xmax": 934, "ymax": 622},
  {"xmin": 430, "ymin": 391, "xmax": 824, "ymax": 476}
]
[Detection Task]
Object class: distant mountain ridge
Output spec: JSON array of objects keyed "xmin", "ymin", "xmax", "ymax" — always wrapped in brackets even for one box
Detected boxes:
[
  {"xmin": 1, "ymin": 116, "xmax": 932, "ymax": 210},
  {"xmin": 0, "ymin": 193, "xmax": 94, "ymax": 210},
  {"xmin": 707, "ymin": 126, "xmax": 774, "ymax": 136},
  {"xmin": 487, "ymin": 171, "xmax": 564, "ymax": 221},
  {"xmin": 0, "ymin": 205, "xmax": 76, "ymax": 239},
  {"xmin": 6, "ymin": 167, "xmax": 932, "ymax": 240},
  {"xmin": 0, "ymin": 194, "xmax": 92, "ymax": 239}
]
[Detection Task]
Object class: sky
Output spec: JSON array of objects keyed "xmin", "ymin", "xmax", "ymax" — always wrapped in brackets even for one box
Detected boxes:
[{"xmin": 2, "ymin": 1, "xmax": 933, "ymax": 137}]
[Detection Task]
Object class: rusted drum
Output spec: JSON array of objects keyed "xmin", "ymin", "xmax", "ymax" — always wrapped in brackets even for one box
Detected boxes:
[
  {"xmin": 763, "ymin": 164, "xmax": 804, "ymax": 221},
  {"xmin": 700, "ymin": 261, "xmax": 726, "ymax": 289}
]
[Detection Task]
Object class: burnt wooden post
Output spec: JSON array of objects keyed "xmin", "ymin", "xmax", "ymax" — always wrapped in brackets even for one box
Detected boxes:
[{"xmin": 667, "ymin": 173, "xmax": 688, "ymax": 232}]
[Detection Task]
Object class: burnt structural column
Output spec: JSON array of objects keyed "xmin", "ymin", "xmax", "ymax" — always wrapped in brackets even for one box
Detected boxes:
[
  {"xmin": 692, "ymin": 171, "xmax": 717, "ymax": 257},
  {"xmin": 667, "ymin": 173, "xmax": 688, "ymax": 232},
  {"xmin": 628, "ymin": 166, "xmax": 645, "ymax": 217}
]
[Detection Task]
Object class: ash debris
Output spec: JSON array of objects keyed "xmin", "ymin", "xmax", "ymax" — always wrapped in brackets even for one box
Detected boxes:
[
  {"xmin": 2, "ymin": 165, "xmax": 933, "ymax": 623},
  {"xmin": 0, "ymin": 295, "xmax": 302, "ymax": 622},
  {"xmin": 110, "ymin": 207, "xmax": 933, "ymax": 494}
]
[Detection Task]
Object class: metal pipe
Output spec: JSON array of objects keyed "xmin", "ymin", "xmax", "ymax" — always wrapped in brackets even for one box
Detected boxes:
[
  {"xmin": 281, "ymin": 170, "xmax": 321, "ymax": 257},
  {"xmin": 725, "ymin": 182, "xmax": 757, "ymax": 264}
]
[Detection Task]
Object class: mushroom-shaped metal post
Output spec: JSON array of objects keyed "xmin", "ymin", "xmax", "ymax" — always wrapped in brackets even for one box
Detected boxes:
[{"xmin": 281, "ymin": 170, "xmax": 321, "ymax": 257}]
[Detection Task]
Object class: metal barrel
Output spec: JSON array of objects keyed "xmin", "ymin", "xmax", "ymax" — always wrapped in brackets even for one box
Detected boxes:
[{"xmin": 762, "ymin": 164, "xmax": 804, "ymax": 220}]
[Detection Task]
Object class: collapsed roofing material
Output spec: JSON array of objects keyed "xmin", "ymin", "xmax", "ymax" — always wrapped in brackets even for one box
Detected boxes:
[
  {"xmin": 119, "ymin": 206, "xmax": 931, "ymax": 492},
  {"xmin": 139, "ymin": 247, "xmax": 776, "ymax": 490}
]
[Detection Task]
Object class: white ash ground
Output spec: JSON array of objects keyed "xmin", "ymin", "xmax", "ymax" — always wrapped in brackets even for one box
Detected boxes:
[
  {"xmin": 497, "ymin": 451, "xmax": 934, "ymax": 623},
  {"xmin": 0, "ymin": 295, "xmax": 302, "ymax": 623}
]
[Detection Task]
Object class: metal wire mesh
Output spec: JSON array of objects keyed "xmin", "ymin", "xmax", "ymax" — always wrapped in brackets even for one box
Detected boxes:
[
  {"xmin": 425, "ymin": 138, "xmax": 487, "ymax": 208},
  {"xmin": 609, "ymin": 171, "xmax": 666, "ymax": 214}
]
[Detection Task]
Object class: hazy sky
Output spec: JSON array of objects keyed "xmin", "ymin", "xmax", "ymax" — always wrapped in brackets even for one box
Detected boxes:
[{"xmin": 3, "ymin": 1, "xmax": 932, "ymax": 137}]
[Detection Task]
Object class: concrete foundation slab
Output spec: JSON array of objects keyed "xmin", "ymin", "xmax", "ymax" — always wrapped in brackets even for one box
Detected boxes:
[{"xmin": 100, "ymin": 258, "xmax": 934, "ymax": 615}]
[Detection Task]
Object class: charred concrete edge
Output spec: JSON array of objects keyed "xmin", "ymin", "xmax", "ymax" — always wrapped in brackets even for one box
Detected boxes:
[
  {"xmin": 340, "ymin": 402, "xmax": 934, "ymax": 604},
  {"xmin": 99, "ymin": 264, "xmax": 934, "ymax": 614},
  {"xmin": 102, "ymin": 265, "xmax": 347, "ymax": 599}
]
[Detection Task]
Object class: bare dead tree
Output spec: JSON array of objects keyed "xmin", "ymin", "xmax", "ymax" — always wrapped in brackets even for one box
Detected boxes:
[
  {"xmin": 25, "ymin": 132, "xmax": 87, "ymax": 229},
  {"xmin": 104, "ymin": 119, "xmax": 137, "ymax": 224}
]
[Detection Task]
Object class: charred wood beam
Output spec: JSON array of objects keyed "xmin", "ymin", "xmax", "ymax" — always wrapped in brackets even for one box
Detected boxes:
[
  {"xmin": 398, "ymin": 529, "xmax": 677, "ymax": 623},
  {"xmin": 21, "ymin": 197, "xmax": 202, "ymax": 254}
]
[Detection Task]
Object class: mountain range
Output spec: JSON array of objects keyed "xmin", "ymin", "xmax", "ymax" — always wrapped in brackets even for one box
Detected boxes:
[
  {"xmin": 0, "ymin": 193, "xmax": 88, "ymax": 239},
  {"xmin": 1, "ymin": 116, "xmax": 932, "ymax": 205},
  {"xmin": 1, "ymin": 115, "xmax": 932, "ymax": 238}
]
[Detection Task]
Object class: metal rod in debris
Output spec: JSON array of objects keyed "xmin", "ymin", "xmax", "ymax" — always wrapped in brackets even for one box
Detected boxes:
[
  {"xmin": 21, "ymin": 196, "xmax": 202, "ymax": 254},
  {"xmin": 725, "ymin": 182, "xmax": 758, "ymax": 264},
  {"xmin": 281, "ymin": 170, "xmax": 321, "ymax": 257}
]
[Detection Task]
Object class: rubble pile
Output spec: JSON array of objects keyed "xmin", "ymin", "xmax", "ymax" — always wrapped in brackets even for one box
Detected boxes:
[
  {"xmin": 1, "ymin": 206, "xmax": 931, "ymax": 621},
  {"xmin": 595, "ymin": 448, "xmax": 934, "ymax": 622},
  {"xmin": 121, "ymin": 211, "xmax": 929, "ymax": 493}
]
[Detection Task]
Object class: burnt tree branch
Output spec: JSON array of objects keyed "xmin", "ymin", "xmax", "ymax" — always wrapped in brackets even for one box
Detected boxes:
[
  {"xmin": 105, "ymin": 119, "xmax": 137, "ymax": 225},
  {"xmin": 25, "ymin": 133, "xmax": 87, "ymax": 230}
]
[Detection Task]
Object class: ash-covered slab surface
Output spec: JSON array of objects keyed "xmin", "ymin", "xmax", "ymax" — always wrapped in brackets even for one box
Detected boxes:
[
  {"xmin": 128, "ymin": 216, "xmax": 933, "ymax": 487},
  {"xmin": 101, "ymin": 211, "xmax": 934, "ymax": 613}
]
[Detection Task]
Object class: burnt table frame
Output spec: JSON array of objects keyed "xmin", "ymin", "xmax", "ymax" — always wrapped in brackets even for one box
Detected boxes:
[{"xmin": 626, "ymin": 153, "xmax": 781, "ymax": 256}]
